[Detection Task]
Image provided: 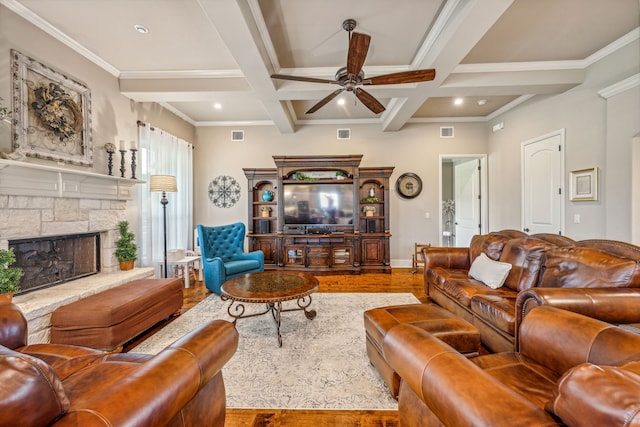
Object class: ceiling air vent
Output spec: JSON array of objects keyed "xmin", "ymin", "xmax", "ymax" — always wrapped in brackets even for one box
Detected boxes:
[
  {"xmin": 231, "ymin": 130, "xmax": 244, "ymax": 142},
  {"xmin": 337, "ymin": 128, "xmax": 351, "ymax": 140},
  {"xmin": 440, "ymin": 126, "xmax": 454, "ymax": 138}
]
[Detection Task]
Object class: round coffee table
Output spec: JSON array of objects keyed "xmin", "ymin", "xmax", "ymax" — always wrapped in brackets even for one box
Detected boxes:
[{"xmin": 220, "ymin": 271, "xmax": 319, "ymax": 347}]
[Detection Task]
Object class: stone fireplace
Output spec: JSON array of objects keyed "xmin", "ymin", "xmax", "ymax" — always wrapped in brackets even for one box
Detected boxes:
[{"xmin": 0, "ymin": 159, "xmax": 154, "ymax": 344}]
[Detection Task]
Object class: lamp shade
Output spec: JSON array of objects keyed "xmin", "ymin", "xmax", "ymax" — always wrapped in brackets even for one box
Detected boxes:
[{"xmin": 150, "ymin": 175, "xmax": 177, "ymax": 193}]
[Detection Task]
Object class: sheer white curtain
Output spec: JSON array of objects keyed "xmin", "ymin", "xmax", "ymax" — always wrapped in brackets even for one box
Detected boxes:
[{"xmin": 137, "ymin": 123, "xmax": 193, "ymax": 269}]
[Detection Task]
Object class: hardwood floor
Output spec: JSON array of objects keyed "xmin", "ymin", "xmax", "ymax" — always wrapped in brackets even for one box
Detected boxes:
[{"xmin": 126, "ymin": 269, "xmax": 427, "ymax": 426}]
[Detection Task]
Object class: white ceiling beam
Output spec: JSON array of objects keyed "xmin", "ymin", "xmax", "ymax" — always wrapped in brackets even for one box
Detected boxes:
[
  {"xmin": 197, "ymin": 0, "xmax": 295, "ymax": 133},
  {"xmin": 382, "ymin": 0, "xmax": 517, "ymax": 132}
]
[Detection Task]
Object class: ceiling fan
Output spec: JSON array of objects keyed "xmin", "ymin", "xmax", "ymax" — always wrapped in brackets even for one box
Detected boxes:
[{"xmin": 271, "ymin": 19, "xmax": 436, "ymax": 115}]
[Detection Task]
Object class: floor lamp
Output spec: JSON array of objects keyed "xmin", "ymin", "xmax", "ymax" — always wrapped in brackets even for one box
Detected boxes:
[{"xmin": 150, "ymin": 175, "xmax": 177, "ymax": 278}]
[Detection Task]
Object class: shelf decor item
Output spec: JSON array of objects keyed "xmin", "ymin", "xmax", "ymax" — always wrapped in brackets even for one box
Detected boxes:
[
  {"xmin": 261, "ymin": 189, "xmax": 274, "ymax": 202},
  {"xmin": 104, "ymin": 142, "xmax": 116, "ymax": 175},
  {"xmin": 260, "ymin": 206, "xmax": 272, "ymax": 217},
  {"xmin": 363, "ymin": 205, "xmax": 376, "ymax": 217}
]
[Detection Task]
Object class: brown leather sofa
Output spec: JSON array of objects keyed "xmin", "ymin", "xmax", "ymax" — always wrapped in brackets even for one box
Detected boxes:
[
  {"xmin": 383, "ymin": 306, "xmax": 640, "ymax": 427},
  {"xmin": 423, "ymin": 230, "xmax": 640, "ymax": 352},
  {"xmin": 0, "ymin": 302, "xmax": 238, "ymax": 427}
]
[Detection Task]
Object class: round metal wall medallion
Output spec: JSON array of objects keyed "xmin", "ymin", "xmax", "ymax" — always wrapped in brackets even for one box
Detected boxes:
[
  {"xmin": 208, "ymin": 175, "xmax": 241, "ymax": 208},
  {"xmin": 396, "ymin": 172, "xmax": 423, "ymax": 199}
]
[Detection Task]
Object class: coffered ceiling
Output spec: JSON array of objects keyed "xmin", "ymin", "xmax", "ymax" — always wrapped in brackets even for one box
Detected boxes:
[{"xmin": 4, "ymin": 0, "xmax": 639, "ymax": 133}]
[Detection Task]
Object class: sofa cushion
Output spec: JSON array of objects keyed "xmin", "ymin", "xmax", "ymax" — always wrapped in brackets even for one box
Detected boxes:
[
  {"xmin": 540, "ymin": 247, "xmax": 640, "ymax": 288},
  {"xmin": 548, "ymin": 362, "xmax": 640, "ymax": 427},
  {"xmin": 470, "ymin": 295, "xmax": 518, "ymax": 335},
  {"xmin": 469, "ymin": 253, "xmax": 512, "ymax": 289},
  {"xmin": 431, "ymin": 269, "xmax": 493, "ymax": 308},
  {"xmin": 499, "ymin": 237, "xmax": 557, "ymax": 292},
  {"xmin": 0, "ymin": 346, "xmax": 69, "ymax": 427},
  {"xmin": 469, "ymin": 231, "xmax": 518, "ymax": 262}
]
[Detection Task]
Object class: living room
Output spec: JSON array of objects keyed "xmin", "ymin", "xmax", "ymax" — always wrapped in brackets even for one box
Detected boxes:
[{"xmin": 1, "ymin": 1, "xmax": 639, "ymax": 426}]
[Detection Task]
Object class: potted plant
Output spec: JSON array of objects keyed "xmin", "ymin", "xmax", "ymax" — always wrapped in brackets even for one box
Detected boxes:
[
  {"xmin": 363, "ymin": 205, "xmax": 377, "ymax": 217},
  {"xmin": 260, "ymin": 206, "xmax": 272, "ymax": 218},
  {"xmin": 0, "ymin": 248, "xmax": 23, "ymax": 302},
  {"xmin": 115, "ymin": 220, "xmax": 138, "ymax": 270}
]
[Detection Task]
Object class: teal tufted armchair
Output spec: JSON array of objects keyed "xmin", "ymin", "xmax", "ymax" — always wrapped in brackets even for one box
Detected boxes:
[{"xmin": 197, "ymin": 223, "xmax": 264, "ymax": 294}]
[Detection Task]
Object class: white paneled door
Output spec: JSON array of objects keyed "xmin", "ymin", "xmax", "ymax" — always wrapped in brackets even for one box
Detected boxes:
[
  {"xmin": 454, "ymin": 158, "xmax": 481, "ymax": 247},
  {"xmin": 521, "ymin": 130, "xmax": 565, "ymax": 235}
]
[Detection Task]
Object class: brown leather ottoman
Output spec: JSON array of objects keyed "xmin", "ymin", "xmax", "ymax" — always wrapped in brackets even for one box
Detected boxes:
[
  {"xmin": 364, "ymin": 303, "xmax": 480, "ymax": 398},
  {"xmin": 51, "ymin": 278, "xmax": 183, "ymax": 351}
]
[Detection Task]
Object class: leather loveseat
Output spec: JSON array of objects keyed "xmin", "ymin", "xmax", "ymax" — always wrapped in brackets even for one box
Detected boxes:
[
  {"xmin": 423, "ymin": 230, "xmax": 640, "ymax": 352},
  {"xmin": 383, "ymin": 306, "xmax": 640, "ymax": 427},
  {"xmin": 0, "ymin": 302, "xmax": 238, "ymax": 427}
]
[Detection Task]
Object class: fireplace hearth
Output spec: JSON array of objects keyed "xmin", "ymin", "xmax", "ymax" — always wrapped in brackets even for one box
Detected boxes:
[{"xmin": 9, "ymin": 233, "xmax": 100, "ymax": 294}]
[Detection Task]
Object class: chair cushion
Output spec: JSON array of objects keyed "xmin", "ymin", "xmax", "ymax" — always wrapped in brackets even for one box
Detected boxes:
[
  {"xmin": 225, "ymin": 259, "xmax": 261, "ymax": 276},
  {"xmin": 0, "ymin": 346, "xmax": 70, "ymax": 427}
]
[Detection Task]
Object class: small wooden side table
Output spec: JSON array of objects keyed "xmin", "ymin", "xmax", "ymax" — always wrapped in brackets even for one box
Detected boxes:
[{"xmin": 158, "ymin": 255, "xmax": 202, "ymax": 288}]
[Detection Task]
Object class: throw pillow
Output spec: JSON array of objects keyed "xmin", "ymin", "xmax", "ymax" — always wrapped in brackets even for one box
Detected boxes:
[{"xmin": 469, "ymin": 252, "xmax": 512, "ymax": 289}]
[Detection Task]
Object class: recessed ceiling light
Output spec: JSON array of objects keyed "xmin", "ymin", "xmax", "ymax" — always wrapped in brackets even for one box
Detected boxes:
[
  {"xmin": 133, "ymin": 24, "xmax": 149, "ymax": 34},
  {"xmin": 477, "ymin": 99, "xmax": 487, "ymax": 106},
  {"xmin": 454, "ymin": 98, "xmax": 464, "ymax": 106},
  {"xmin": 213, "ymin": 103, "xmax": 222, "ymax": 110}
]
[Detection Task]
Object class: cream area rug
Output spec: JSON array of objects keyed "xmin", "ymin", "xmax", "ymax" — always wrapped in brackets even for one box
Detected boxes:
[{"xmin": 131, "ymin": 292, "xmax": 419, "ymax": 410}]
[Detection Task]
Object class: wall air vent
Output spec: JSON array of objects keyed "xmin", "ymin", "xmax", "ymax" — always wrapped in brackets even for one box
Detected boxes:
[
  {"xmin": 231, "ymin": 130, "xmax": 244, "ymax": 142},
  {"xmin": 337, "ymin": 128, "xmax": 351, "ymax": 140},
  {"xmin": 440, "ymin": 126, "xmax": 454, "ymax": 138}
]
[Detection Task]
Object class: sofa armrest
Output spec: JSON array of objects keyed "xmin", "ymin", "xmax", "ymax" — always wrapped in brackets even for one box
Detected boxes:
[
  {"xmin": 383, "ymin": 324, "xmax": 558, "ymax": 426},
  {"xmin": 421, "ymin": 247, "xmax": 471, "ymax": 270},
  {"xmin": 0, "ymin": 303, "xmax": 28, "ymax": 349},
  {"xmin": 54, "ymin": 320, "xmax": 239, "ymax": 427},
  {"xmin": 516, "ymin": 288, "xmax": 640, "ymax": 330}
]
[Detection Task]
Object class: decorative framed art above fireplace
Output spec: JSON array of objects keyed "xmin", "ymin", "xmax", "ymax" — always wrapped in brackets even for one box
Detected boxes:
[{"xmin": 11, "ymin": 49, "xmax": 93, "ymax": 166}]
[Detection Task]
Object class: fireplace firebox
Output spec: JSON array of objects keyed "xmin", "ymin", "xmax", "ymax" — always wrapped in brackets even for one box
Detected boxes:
[{"xmin": 9, "ymin": 233, "xmax": 100, "ymax": 294}]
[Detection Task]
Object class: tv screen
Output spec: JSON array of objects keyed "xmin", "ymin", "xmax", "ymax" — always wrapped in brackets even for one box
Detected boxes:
[{"xmin": 283, "ymin": 183, "xmax": 354, "ymax": 226}]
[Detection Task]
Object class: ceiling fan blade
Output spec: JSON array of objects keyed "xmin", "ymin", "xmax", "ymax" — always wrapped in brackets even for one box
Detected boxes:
[
  {"xmin": 354, "ymin": 88, "xmax": 385, "ymax": 114},
  {"xmin": 365, "ymin": 69, "xmax": 436, "ymax": 85},
  {"xmin": 306, "ymin": 88, "xmax": 345, "ymax": 114},
  {"xmin": 271, "ymin": 74, "xmax": 337, "ymax": 84},
  {"xmin": 347, "ymin": 32, "xmax": 371, "ymax": 77}
]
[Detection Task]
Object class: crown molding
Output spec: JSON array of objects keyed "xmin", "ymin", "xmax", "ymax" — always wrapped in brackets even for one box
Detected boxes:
[{"xmin": 598, "ymin": 73, "xmax": 640, "ymax": 99}]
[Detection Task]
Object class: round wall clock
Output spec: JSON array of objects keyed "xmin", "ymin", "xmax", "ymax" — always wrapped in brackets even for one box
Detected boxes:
[
  {"xmin": 396, "ymin": 172, "xmax": 423, "ymax": 199},
  {"xmin": 208, "ymin": 175, "xmax": 241, "ymax": 208}
]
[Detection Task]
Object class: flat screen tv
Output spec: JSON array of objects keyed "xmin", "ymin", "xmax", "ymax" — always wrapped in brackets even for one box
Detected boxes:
[{"xmin": 283, "ymin": 183, "xmax": 354, "ymax": 228}]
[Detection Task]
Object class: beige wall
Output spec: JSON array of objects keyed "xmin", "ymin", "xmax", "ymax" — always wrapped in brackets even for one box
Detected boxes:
[
  {"xmin": 193, "ymin": 123, "xmax": 488, "ymax": 263},
  {"xmin": 486, "ymin": 40, "xmax": 640, "ymax": 241}
]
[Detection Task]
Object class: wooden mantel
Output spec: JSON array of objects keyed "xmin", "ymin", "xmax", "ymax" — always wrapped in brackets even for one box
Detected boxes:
[{"xmin": 0, "ymin": 159, "xmax": 144, "ymax": 201}]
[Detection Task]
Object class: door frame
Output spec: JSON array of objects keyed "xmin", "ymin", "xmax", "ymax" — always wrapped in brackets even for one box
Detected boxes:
[
  {"xmin": 439, "ymin": 154, "xmax": 488, "ymax": 246},
  {"xmin": 520, "ymin": 129, "xmax": 565, "ymax": 235}
]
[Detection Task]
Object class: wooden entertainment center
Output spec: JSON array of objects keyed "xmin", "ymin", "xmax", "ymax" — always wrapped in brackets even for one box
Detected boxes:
[{"xmin": 243, "ymin": 155, "xmax": 393, "ymax": 274}]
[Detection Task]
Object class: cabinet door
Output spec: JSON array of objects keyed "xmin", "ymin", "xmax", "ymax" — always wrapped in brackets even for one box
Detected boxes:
[
  {"xmin": 361, "ymin": 238, "xmax": 384, "ymax": 265},
  {"xmin": 332, "ymin": 245, "xmax": 353, "ymax": 266},
  {"xmin": 255, "ymin": 237, "xmax": 277, "ymax": 266},
  {"xmin": 285, "ymin": 246, "xmax": 306, "ymax": 266},
  {"xmin": 307, "ymin": 246, "xmax": 330, "ymax": 267}
]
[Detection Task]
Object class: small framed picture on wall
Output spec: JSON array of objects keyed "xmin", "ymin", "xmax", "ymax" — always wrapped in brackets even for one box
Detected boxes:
[{"xmin": 570, "ymin": 167, "xmax": 598, "ymax": 201}]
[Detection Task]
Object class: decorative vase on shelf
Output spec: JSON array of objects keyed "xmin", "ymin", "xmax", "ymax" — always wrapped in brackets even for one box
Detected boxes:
[{"xmin": 261, "ymin": 190, "xmax": 273, "ymax": 202}]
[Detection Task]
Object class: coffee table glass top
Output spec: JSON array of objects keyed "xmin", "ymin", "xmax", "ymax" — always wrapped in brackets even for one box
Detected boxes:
[{"xmin": 221, "ymin": 271, "xmax": 319, "ymax": 302}]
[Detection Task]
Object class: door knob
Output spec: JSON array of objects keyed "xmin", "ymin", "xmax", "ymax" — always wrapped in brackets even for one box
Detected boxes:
[{"xmin": 524, "ymin": 228, "xmax": 530, "ymax": 232}]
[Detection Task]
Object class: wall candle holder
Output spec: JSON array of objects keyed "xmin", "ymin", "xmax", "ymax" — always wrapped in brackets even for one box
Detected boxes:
[
  {"xmin": 104, "ymin": 142, "xmax": 116, "ymax": 176},
  {"xmin": 119, "ymin": 150, "xmax": 127, "ymax": 178},
  {"xmin": 130, "ymin": 148, "xmax": 137, "ymax": 179}
]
